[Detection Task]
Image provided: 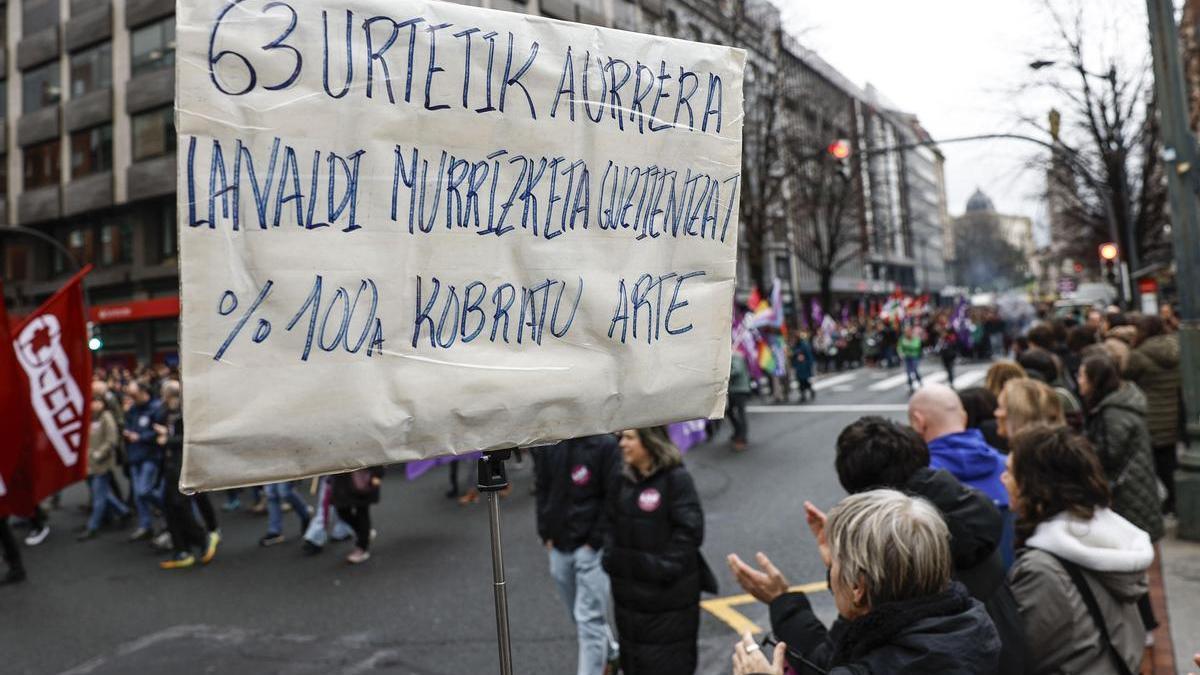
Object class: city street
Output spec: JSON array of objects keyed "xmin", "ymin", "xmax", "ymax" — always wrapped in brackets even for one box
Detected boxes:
[{"xmin": 0, "ymin": 361, "xmax": 979, "ymax": 675}]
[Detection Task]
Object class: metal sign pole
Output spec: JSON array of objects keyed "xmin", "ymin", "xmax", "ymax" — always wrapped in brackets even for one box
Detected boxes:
[{"xmin": 477, "ymin": 450, "xmax": 514, "ymax": 675}]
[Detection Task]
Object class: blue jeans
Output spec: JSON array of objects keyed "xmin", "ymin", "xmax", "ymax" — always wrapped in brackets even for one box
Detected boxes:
[
  {"xmin": 904, "ymin": 356, "xmax": 923, "ymax": 389},
  {"xmin": 130, "ymin": 460, "xmax": 162, "ymax": 530},
  {"xmin": 265, "ymin": 482, "xmax": 309, "ymax": 536},
  {"xmin": 549, "ymin": 546, "xmax": 618, "ymax": 675},
  {"xmin": 87, "ymin": 474, "xmax": 129, "ymax": 532}
]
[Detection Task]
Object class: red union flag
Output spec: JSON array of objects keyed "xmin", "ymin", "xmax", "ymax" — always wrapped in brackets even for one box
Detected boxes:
[
  {"xmin": 1, "ymin": 267, "xmax": 93, "ymax": 514},
  {"xmin": 0, "ymin": 282, "xmax": 35, "ymax": 516}
]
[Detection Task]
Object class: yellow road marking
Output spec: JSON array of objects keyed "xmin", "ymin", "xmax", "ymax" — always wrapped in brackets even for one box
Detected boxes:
[{"xmin": 701, "ymin": 581, "xmax": 828, "ymax": 634}]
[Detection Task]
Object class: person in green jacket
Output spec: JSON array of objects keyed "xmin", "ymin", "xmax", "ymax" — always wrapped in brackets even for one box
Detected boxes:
[
  {"xmin": 727, "ymin": 353, "xmax": 751, "ymax": 451},
  {"xmin": 899, "ymin": 325, "xmax": 924, "ymax": 393}
]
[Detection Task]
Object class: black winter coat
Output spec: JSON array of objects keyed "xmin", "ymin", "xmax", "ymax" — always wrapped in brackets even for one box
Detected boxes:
[
  {"xmin": 332, "ymin": 466, "xmax": 385, "ymax": 508},
  {"xmin": 535, "ymin": 435, "xmax": 621, "ymax": 552},
  {"xmin": 603, "ymin": 464, "xmax": 704, "ymax": 675},
  {"xmin": 769, "ymin": 582, "xmax": 1000, "ymax": 675},
  {"xmin": 903, "ymin": 468, "xmax": 1026, "ymax": 675},
  {"xmin": 1085, "ymin": 384, "xmax": 1165, "ymax": 541}
]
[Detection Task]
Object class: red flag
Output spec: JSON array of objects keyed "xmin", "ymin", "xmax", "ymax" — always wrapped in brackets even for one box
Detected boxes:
[
  {"xmin": 0, "ymin": 282, "xmax": 36, "ymax": 517},
  {"xmin": 3, "ymin": 267, "xmax": 93, "ymax": 514}
]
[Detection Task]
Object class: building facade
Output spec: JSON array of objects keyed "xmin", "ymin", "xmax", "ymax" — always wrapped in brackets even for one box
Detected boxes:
[{"xmin": 1, "ymin": 0, "xmax": 178, "ymax": 368}]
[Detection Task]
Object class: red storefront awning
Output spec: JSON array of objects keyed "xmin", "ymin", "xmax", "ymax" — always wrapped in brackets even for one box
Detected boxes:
[{"xmin": 89, "ymin": 297, "xmax": 180, "ymax": 325}]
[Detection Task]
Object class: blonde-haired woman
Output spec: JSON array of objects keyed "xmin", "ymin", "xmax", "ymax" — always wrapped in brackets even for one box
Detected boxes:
[
  {"xmin": 996, "ymin": 379, "xmax": 1065, "ymax": 439},
  {"xmin": 985, "ymin": 361, "xmax": 1027, "ymax": 400},
  {"xmin": 604, "ymin": 427, "xmax": 707, "ymax": 674}
]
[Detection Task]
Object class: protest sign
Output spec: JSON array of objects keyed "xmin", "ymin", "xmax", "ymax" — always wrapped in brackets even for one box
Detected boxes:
[{"xmin": 178, "ymin": 0, "xmax": 745, "ymax": 491}]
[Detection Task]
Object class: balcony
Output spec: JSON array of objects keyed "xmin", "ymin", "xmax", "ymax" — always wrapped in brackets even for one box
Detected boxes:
[
  {"xmin": 17, "ymin": 27, "xmax": 59, "ymax": 71},
  {"xmin": 18, "ymin": 185, "xmax": 62, "ymax": 225},
  {"xmin": 127, "ymin": 154, "xmax": 176, "ymax": 201},
  {"xmin": 65, "ymin": 89, "xmax": 113, "ymax": 132},
  {"xmin": 125, "ymin": 0, "xmax": 173, "ymax": 29},
  {"xmin": 17, "ymin": 107, "xmax": 60, "ymax": 147},
  {"xmin": 65, "ymin": 3, "xmax": 112, "ymax": 53},
  {"xmin": 126, "ymin": 68, "xmax": 173, "ymax": 115},
  {"xmin": 65, "ymin": 172, "xmax": 114, "ymax": 216}
]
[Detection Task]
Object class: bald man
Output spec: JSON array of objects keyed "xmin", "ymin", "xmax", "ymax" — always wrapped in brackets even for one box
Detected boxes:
[{"xmin": 909, "ymin": 383, "xmax": 1014, "ymax": 566}]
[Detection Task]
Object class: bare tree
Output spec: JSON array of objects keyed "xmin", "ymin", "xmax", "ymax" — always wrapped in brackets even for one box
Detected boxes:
[
  {"xmin": 1028, "ymin": 2, "xmax": 1169, "ymax": 271},
  {"xmin": 725, "ymin": 0, "xmax": 785, "ymax": 291},
  {"xmin": 784, "ymin": 145, "xmax": 861, "ymax": 313}
]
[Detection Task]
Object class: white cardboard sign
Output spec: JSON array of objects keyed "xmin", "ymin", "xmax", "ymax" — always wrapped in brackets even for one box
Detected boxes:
[{"xmin": 177, "ymin": 0, "xmax": 745, "ymax": 491}]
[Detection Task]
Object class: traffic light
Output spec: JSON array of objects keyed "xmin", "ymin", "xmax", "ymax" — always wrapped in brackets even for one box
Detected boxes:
[
  {"xmin": 827, "ymin": 139, "xmax": 851, "ymax": 160},
  {"xmin": 87, "ymin": 322, "xmax": 102, "ymax": 351},
  {"xmin": 1099, "ymin": 242, "xmax": 1119, "ymax": 287}
]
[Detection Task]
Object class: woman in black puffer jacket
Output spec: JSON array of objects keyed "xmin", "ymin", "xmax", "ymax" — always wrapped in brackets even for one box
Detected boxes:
[{"xmin": 604, "ymin": 427, "xmax": 705, "ymax": 675}]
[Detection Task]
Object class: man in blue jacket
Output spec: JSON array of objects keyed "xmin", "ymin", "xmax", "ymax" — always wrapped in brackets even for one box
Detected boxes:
[
  {"xmin": 908, "ymin": 383, "xmax": 1014, "ymax": 566},
  {"xmin": 123, "ymin": 381, "xmax": 162, "ymax": 541}
]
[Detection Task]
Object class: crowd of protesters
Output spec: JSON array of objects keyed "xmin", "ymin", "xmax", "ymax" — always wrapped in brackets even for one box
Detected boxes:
[
  {"xmin": 0, "ymin": 363, "xmax": 388, "ymax": 578},
  {"xmin": 1, "ymin": 301, "xmax": 1192, "ymax": 675}
]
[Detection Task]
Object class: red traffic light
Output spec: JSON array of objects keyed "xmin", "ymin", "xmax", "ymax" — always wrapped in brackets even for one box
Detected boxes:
[
  {"xmin": 1099, "ymin": 242, "xmax": 1119, "ymax": 261},
  {"xmin": 827, "ymin": 139, "xmax": 851, "ymax": 160}
]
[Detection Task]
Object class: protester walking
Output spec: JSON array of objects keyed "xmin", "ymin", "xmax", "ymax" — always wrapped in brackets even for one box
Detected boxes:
[
  {"xmin": 899, "ymin": 325, "xmax": 924, "ymax": 393},
  {"xmin": 332, "ymin": 466, "xmax": 384, "ymax": 564},
  {"xmin": 727, "ymin": 352, "xmax": 751, "ymax": 451},
  {"xmin": 735, "ymin": 490, "xmax": 1000, "ymax": 674},
  {"xmin": 535, "ymin": 435, "xmax": 622, "ymax": 675},
  {"xmin": 156, "ymin": 381, "xmax": 218, "ymax": 569},
  {"xmin": 604, "ymin": 427, "xmax": 709, "ymax": 675},
  {"xmin": 259, "ymin": 480, "xmax": 312, "ymax": 547},
  {"xmin": 791, "ymin": 334, "xmax": 815, "ymax": 403},
  {"xmin": 301, "ymin": 476, "xmax": 355, "ymax": 555},
  {"xmin": 78, "ymin": 393, "xmax": 131, "ymax": 540},
  {"xmin": 937, "ymin": 327, "xmax": 958, "ymax": 387},
  {"xmin": 0, "ymin": 518, "xmax": 25, "ymax": 585},
  {"xmin": 123, "ymin": 381, "xmax": 162, "ymax": 542},
  {"xmin": 1123, "ymin": 315, "xmax": 1182, "ymax": 514},
  {"xmin": 1003, "ymin": 425, "xmax": 1153, "ymax": 674}
]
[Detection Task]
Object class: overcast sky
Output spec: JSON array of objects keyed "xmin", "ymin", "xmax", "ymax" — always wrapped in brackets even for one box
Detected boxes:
[{"xmin": 769, "ymin": 0, "xmax": 1155, "ymax": 244}]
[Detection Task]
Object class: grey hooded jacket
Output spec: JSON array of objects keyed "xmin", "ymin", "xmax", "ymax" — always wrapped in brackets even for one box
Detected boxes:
[{"xmin": 1009, "ymin": 508, "xmax": 1153, "ymax": 675}]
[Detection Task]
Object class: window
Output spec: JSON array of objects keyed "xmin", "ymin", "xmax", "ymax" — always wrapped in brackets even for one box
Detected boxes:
[
  {"xmin": 22, "ymin": 0, "xmax": 58, "ymax": 35},
  {"xmin": 131, "ymin": 106, "xmax": 175, "ymax": 160},
  {"xmin": 160, "ymin": 201, "xmax": 178, "ymax": 260},
  {"xmin": 23, "ymin": 139, "xmax": 61, "ymax": 189},
  {"xmin": 4, "ymin": 246, "xmax": 29, "ymax": 282},
  {"xmin": 22, "ymin": 61, "xmax": 61, "ymax": 113},
  {"xmin": 99, "ymin": 221, "xmax": 131, "ymax": 266},
  {"xmin": 70, "ymin": 124, "xmax": 113, "ymax": 178},
  {"xmin": 62, "ymin": 226, "xmax": 94, "ymax": 272},
  {"xmin": 131, "ymin": 17, "xmax": 175, "ymax": 77},
  {"xmin": 70, "ymin": 42, "xmax": 112, "ymax": 97}
]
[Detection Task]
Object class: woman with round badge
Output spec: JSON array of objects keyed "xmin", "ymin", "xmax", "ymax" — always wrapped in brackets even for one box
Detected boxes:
[{"xmin": 604, "ymin": 427, "xmax": 708, "ymax": 675}]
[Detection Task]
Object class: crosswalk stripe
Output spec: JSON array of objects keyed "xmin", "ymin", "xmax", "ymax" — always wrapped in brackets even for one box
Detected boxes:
[
  {"xmin": 811, "ymin": 372, "xmax": 859, "ymax": 391},
  {"xmin": 868, "ymin": 370, "xmax": 916, "ymax": 391},
  {"xmin": 951, "ymin": 369, "xmax": 988, "ymax": 389}
]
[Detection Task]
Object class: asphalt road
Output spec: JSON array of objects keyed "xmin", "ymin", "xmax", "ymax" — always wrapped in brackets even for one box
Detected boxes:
[{"xmin": 2, "ymin": 359, "xmax": 984, "ymax": 675}]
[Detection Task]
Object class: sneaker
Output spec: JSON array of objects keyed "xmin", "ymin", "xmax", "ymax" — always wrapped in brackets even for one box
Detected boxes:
[
  {"xmin": 159, "ymin": 552, "xmax": 196, "ymax": 570},
  {"xmin": 24, "ymin": 526, "xmax": 49, "ymax": 546},
  {"xmin": 201, "ymin": 531, "xmax": 220, "ymax": 565},
  {"xmin": 221, "ymin": 498, "xmax": 241, "ymax": 513},
  {"xmin": 128, "ymin": 527, "xmax": 152, "ymax": 542},
  {"xmin": 152, "ymin": 531, "xmax": 174, "ymax": 551},
  {"xmin": 370, "ymin": 528, "xmax": 377, "ymax": 542},
  {"xmin": 301, "ymin": 540, "xmax": 323, "ymax": 556},
  {"xmin": 346, "ymin": 548, "xmax": 371, "ymax": 564},
  {"xmin": 76, "ymin": 529, "xmax": 98, "ymax": 542},
  {"xmin": 259, "ymin": 533, "xmax": 285, "ymax": 547},
  {"xmin": 281, "ymin": 502, "xmax": 293, "ymax": 513},
  {"xmin": 0, "ymin": 568, "xmax": 27, "ymax": 585},
  {"xmin": 250, "ymin": 498, "xmax": 267, "ymax": 515}
]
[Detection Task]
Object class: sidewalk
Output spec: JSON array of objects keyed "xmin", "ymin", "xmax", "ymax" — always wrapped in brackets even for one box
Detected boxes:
[{"xmin": 1162, "ymin": 523, "xmax": 1200, "ymax": 675}]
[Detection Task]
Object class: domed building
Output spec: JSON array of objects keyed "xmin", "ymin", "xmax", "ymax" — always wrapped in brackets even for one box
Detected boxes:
[{"xmin": 950, "ymin": 188, "xmax": 1036, "ymax": 290}]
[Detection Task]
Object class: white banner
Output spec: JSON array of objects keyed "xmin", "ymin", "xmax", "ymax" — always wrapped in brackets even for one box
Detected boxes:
[{"xmin": 178, "ymin": 0, "xmax": 745, "ymax": 491}]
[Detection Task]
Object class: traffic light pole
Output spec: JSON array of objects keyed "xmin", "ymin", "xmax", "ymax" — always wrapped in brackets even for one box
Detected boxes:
[{"xmin": 1146, "ymin": 0, "xmax": 1200, "ymax": 540}]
